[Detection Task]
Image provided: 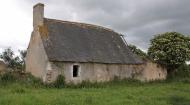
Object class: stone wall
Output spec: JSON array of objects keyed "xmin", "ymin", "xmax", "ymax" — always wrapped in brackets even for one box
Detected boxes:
[
  {"xmin": 45, "ymin": 61, "xmax": 167, "ymax": 84},
  {"xmin": 26, "ymin": 3, "xmax": 50, "ymax": 82},
  {"xmin": 0, "ymin": 64, "xmax": 6, "ymax": 74},
  {"xmin": 48, "ymin": 62, "xmax": 144, "ymax": 84},
  {"xmin": 25, "ymin": 30, "xmax": 49, "ymax": 82},
  {"xmin": 135, "ymin": 61, "xmax": 167, "ymax": 81}
]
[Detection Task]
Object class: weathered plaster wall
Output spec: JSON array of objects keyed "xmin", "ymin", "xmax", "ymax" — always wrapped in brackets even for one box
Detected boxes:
[
  {"xmin": 135, "ymin": 62, "xmax": 167, "ymax": 81},
  {"xmin": 25, "ymin": 30, "xmax": 49, "ymax": 82},
  {"xmin": 49, "ymin": 62, "xmax": 144, "ymax": 84},
  {"xmin": 26, "ymin": 3, "xmax": 51, "ymax": 82},
  {"xmin": 0, "ymin": 64, "xmax": 6, "ymax": 74},
  {"xmin": 45, "ymin": 61, "xmax": 167, "ymax": 83}
]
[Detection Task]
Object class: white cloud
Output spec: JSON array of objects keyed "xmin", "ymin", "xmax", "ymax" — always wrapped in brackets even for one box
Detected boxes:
[
  {"xmin": 0, "ymin": 0, "xmax": 32, "ymax": 52},
  {"xmin": 0, "ymin": 0, "xmax": 190, "ymax": 53}
]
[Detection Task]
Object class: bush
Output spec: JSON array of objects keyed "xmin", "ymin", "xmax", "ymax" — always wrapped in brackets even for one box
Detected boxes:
[
  {"xmin": 23, "ymin": 73, "xmax": 43, "ymax": 87},
  {"xmin": 166, "ymin": 64, "xmax": 190, "ymax": 82},
  {"xmin": 0, "ymin": 72, "xmax": 44, "ymax": 88},
  {"xmin": 53, "ymin": 75, "xmax": 65, "ymax": 88},
  {"xmin": 0, "ymin": 72, "xmax": 16, "ymax": 82},
  {"xmin": 175, "ymin": 64, "xmax": 190, "ymax": 78}
]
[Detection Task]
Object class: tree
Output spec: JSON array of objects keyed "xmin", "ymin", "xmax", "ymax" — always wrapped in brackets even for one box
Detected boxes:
[
  {"xmin": 0, "ymin": 48, "xmax": 22, "ymax": 70},
  {"xmin": 148, "ymin": 32, "xmax": 190, "ymax": 74},
  {"xmin": 0, "ymin": 48, "xmax": 27, "ymax": 71},
  {"xmin": 19, "ymin": 50, "xmax": 27, "ymax": 71},
  {"xmin": 128, "ymin": 44, "xmax": 148, "ymax": 60}
]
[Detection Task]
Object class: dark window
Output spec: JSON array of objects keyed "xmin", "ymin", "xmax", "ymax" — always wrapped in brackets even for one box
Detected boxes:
[{"xmin": 73, "ymin": 65, "xmax": 79, "ymax": 77}]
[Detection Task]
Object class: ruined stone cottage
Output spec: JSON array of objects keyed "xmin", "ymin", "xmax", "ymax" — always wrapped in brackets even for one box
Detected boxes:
[{"xmin": 26, "ymin": 3, "xmax": 167, "ymax": 83}]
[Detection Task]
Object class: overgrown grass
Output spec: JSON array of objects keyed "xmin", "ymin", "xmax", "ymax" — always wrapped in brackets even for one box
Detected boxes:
[
  {"xmin": 0, "ymin": 72, "xmax": 190, "ymax": 105},
  {"xmin": 0, "ymin": 72, "xmax": 44, "ymax": 88},
  {"xmin": 0, "ymin": 80, "xmax": 190, "ymax": 105}
]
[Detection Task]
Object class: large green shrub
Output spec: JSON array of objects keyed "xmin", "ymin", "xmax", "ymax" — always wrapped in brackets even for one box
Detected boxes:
[
  {"xmin": 53, "ymin": 75, "xmax": 65, "ymax": 88},
  {"xmin": 23, "ymin": 73, "xmax": 43, "ymax": 87},
  {"xmin": 175, "ymin": 64, "xmax": 190, "ymax": 78}
]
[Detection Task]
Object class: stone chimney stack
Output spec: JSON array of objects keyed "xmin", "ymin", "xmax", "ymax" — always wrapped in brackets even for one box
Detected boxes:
[{"xmin": 33, "ymin": 3, "xmax": 44, "ymax": 28}]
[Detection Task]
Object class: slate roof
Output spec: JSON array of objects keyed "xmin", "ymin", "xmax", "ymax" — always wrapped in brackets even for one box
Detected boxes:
[{"xmin": 41, "ymin": 18, "xmax": 143, "ymax": 64}]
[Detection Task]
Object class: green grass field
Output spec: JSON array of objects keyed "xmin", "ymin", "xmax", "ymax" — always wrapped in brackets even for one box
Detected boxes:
[{"xmin": 0, "ymin": 81, "xmax": 190, "ymax": 105}]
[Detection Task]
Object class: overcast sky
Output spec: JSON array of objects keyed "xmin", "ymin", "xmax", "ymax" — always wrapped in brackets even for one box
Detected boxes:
[{"xmin": 0, "ymin": 0, "xmax": 190, "ymax": 53}]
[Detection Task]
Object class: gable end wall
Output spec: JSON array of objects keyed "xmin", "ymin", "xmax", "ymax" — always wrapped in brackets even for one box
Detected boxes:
[{"xmin": 26, "ymin": 30, "xmax": 50, "ymax": 82}]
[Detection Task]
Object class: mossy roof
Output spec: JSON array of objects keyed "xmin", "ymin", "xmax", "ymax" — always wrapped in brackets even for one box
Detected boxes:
[{"xmin": 41, "ymin": 18, "xmax": 143, "ymax": 64}]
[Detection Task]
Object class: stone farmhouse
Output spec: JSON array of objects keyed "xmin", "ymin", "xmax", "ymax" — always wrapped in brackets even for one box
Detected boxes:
[{"xmin": 26, "ymin": 3, "xmax": 167, "ymax": 83}]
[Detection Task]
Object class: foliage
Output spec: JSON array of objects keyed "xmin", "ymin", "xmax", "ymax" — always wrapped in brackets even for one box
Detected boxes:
[
  {"xmin": 0, "ymin": 48, "xmax": 22, "ymax": 70},
  {"xmin": 65, "ymin": 81, "xmax": 106, "ymax": 88},
  {"xmin": 53, "ymin": 75, "xmax": 65, "ymax": 88},
  {"xmin": 0, "ymin": 72, "xmax": 43, "ymax": 88},
  {"xmin": 148, "ymin": 32, "xmax": 190, "ymax": 73},
  {"xmin": 0, "ymin": 72, "xmax": 142, "ymax": 89},
  {"xmin": 11, "ymin": 87, "xmax": 26, "ymax": 94},
  {"xmin": 166, "ymin": 64, "xmax": 190, "ymax": 83},
  {"xmin": 0, "ymin": 81, "xmax": 190, "ymax": 105},
  {"xmin": 64, "ymin": 78, "xmax": 142, "ymax": 89},
  {"xmin": 175, "ymin": 64, "xmax": 190, "ymax": 78},
  {"xmin": 0, "ymin": 72, "xmax": 16, "ymax": 82},
  {"xmin": 0, "ymin": 48, "xmax": 27, "ymax": 71},
  {"xmin": 18, "ymin": 50, "xmax": 27, "ymax": 71},
  {"xmin": 23, "ymin": 73, "xmax": 43, "ymax": 87},
  {"xmin": 128, "ymin": 44, "xmax": 148, "ymax": 60}
]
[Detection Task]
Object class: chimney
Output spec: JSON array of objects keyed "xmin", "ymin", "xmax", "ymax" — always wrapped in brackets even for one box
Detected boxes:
[{"xmin": 33, "ymin": 3, "xmax": 44, "ymax": 28}]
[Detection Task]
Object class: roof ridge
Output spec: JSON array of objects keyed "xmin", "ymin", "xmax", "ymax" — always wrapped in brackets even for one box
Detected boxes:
[{"xmin": 44, "ymin": 18, "xmax": 115, "ymax": 33}]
